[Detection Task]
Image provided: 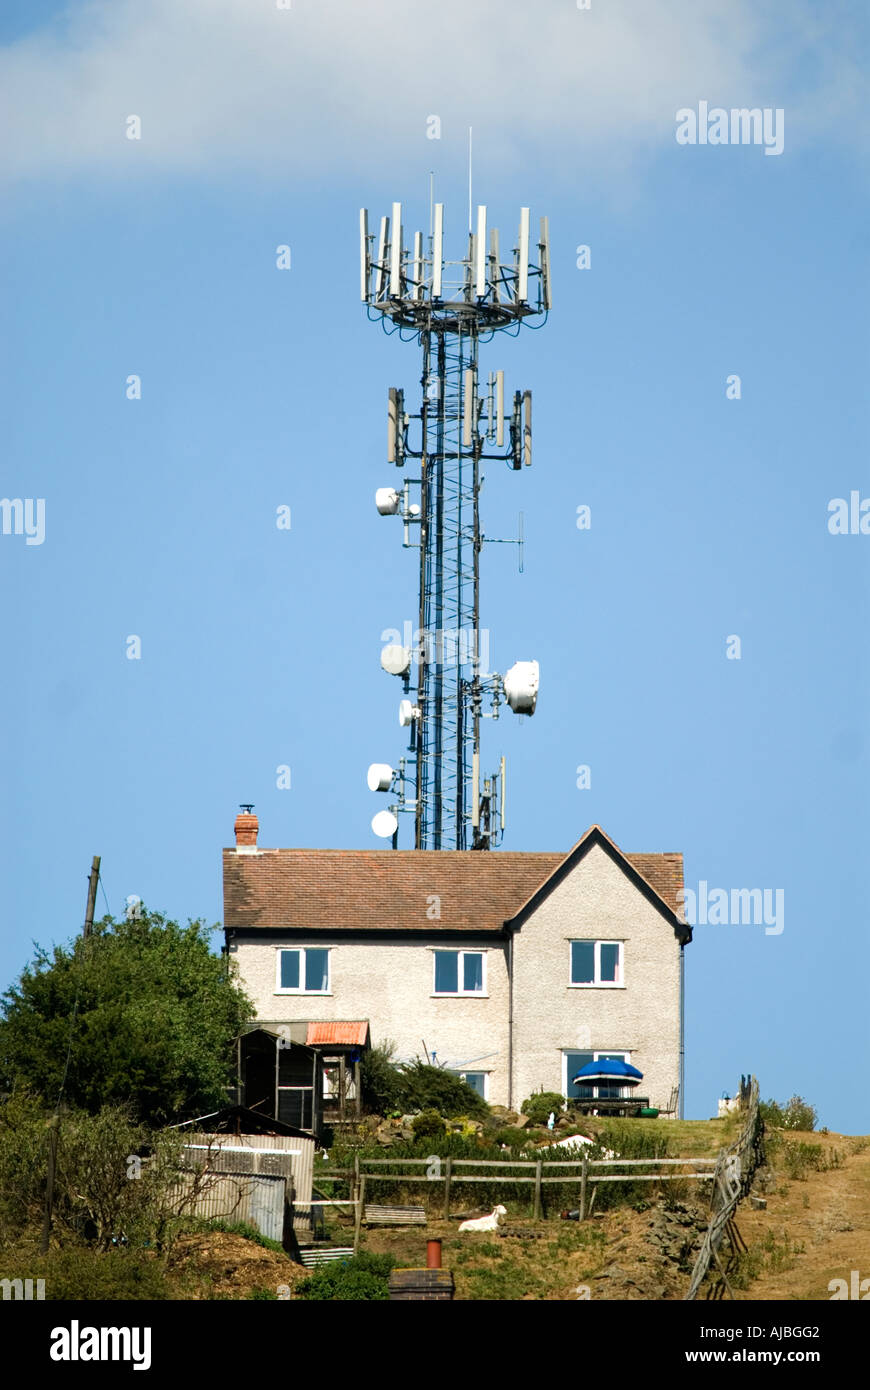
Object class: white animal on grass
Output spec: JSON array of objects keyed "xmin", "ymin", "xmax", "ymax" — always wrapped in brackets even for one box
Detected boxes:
[
  {"xmin": 540, "ymin": 1134, "xmax": 619, "ymax": 1159},
  {"xmin": 458, "ymin": 1205, "xmax": 507, "ymax": 1233}
]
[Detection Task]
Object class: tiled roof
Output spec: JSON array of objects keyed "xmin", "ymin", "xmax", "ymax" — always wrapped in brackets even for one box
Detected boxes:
[
  {"xmin": 222, "ymin": 825, "xmax": 685, "ymax": 935},
  {"xmin": 306, "ymin": 1022, "xmax": 369, "ymax": 1047}
]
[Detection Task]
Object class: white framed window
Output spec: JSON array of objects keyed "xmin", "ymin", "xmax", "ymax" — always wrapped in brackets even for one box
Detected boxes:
[
  {"xmin": 569, "ymin": 939, "xmax": 623, "ymax": 987},
  {"xmin": 432, "ymin": 949, "xmax": 486, "ymax": 996},
  {"xmin": 450, "ymin": 1070, "xmax": 489, "ymax": 1100},
  {"xmin": 275, "ymin": 947, "xmax": 331, "ymax": 995},
  {"xmin": 562, "ymin": 1050, "xmax": 631, "ymax": 1100}
]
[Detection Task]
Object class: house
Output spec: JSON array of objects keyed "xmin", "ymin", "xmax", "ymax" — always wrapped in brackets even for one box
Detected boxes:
[{"xmin": 222, "ymin": 812, "xmax": 691, "ymax": 1115}]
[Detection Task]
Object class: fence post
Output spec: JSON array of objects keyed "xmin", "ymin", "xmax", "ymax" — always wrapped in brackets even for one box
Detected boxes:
[
  {"xmin": 353, "ymin": 1174, "xmax": 366, "ymax": 1255},
  {"xmin": 534, "ymin": 1158, "xmax": 543, "ymax": 1220},
  {"xmin": 353, "ymin": 1151, "xmax": 360, "ymax": 1205},
  {"xmin": 442, "ymin": 1156, "xmax": 453, "ymax": 1221},
  {"xmin": 579, "ymin": 1152, "xmax": 588, "ymax": 1221}
]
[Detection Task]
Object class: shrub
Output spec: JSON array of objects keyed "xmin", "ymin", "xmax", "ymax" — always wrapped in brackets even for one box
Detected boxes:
[
  {"xmin": 360, "ymin": 1041, "xmax": 404, "ymax": 1115},
  {"xmin": 397, "ymin": 1061, "xmax": 488, "ymax": 1119},
  {"xmin": 0, "ymin": 1090, "xmax": 188, "ymax": 1250},
  {"xmin": 295, "ymin": 1251, "xmax": 394, "ymax": 1301},
  {"xmin": 0, "ymin": 1244, "xmax": 173, "ymax": 1300},
  {"xmin": 520, "ymin": 1092, "xmax": 565, "ymax": 1127},
  {"xmin": 491, "ymin": 1128, "xmax": 535, "ymax": 1151},
  {"xmin": 780, "ymin": 1141, "xmax": 826, "ymax": 1181},
  {"xmin": 760, "ymin": 1095, "xmax": 817, "ymax": 1132},
  {"xmin": 411, "ymin": 1109, "xmax": 446, "ymax": 1140}
]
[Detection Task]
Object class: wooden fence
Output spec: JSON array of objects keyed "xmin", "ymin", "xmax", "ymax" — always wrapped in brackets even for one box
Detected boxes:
[
  {"xmin": 685, "ymin": 1075, "xmax": 765, "ymax": 1300},
  {"xmin": 318, "ymin": 1150, "xmax": 718, "ymax": 1228}
]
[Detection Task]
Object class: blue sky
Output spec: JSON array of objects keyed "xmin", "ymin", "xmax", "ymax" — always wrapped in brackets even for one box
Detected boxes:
[{"xmin": 1, "ymin": 0, "xmax": 868, "ymax": 1131}]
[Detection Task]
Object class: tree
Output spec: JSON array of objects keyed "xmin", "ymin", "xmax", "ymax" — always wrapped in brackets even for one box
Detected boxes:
[{"xmin": 0, "ymin": 910, "xmax": 253, "ymax": 1126}]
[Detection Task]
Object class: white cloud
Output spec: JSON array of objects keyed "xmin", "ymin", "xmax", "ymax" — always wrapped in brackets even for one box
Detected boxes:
[{"xmin": 0, "ymin": 0, "xmax": 864, "ymax": 187}]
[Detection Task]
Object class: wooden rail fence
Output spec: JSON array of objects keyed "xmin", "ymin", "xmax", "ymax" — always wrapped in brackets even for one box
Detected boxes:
[
  {"xmin": 685, "ymin": 1075, "xmax": 765, "ymax": 1300},
  {"xmin": 316, "ymin": 1152, "xmax": 717, "ymax": 1228}
]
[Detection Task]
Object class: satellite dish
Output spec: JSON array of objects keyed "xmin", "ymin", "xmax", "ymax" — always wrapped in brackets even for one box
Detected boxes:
[
  {"xmin": 371, "ymin": 809, "xmax": 398, "ymax": 839},
  {"xmin": 375, "ymin": 487, "xmax": 400, "ymax": 515},
  {"xmin": 504, "ymin": 659, "xmax": 540, "ymax": 714},
  {"xmin": 367, "ymin": 763, "xmax": 394, "ymax": 792},
  {"xmin": 399, "ymin": 699, "xmax": 420, "ymax": 727},
  {"xmin": 381, "ymin": 644, "xmax": 411, "ymax": 677}
]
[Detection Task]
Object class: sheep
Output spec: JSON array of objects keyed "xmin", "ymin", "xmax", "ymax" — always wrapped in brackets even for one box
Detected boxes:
[{"xmin": 458, "ymin": 1205, "xmax": 507, "ymax": 1234}]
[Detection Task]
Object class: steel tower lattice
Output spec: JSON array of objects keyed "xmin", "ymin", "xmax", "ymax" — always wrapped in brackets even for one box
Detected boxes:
[{"xmin": 361, "ymin": 200, "xmax": 550, "ymax": 850}]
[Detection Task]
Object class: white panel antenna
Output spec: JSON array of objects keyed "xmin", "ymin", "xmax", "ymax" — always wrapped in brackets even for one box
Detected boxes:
[
  {"xmin": 475, "ymin": 206, "xmax": 487, "ymax": 297},
  {"xmin": 523, "ymin": 390, "xmax": 532, "ymax": 467},
  {"xmin": 462, "ymin": 369, "xmax": 475, "ymax": 447},
  {"xmin": 387, "ymin": 388, "xmax": 398, "ymax": 464},
  {"xmin": 432, "ymin": 203, "xmax": 444, "ymax": 298},
  {"xmin": 539, "ymin": 215, "xmax": 551, "ymax": 310},
  {"xmin": 389, "ymin": 201, "xmax": 402, "ymax": 297},
  {"xmin": 413, "ymin": 231, "xmax": 423, "ymax": 301},
  {"xmin": 360, "ymin": 209, "xmax": 369, "ymax": 302},
  {"xmin": 489, "ymin": 226, "xmax": 500, "ymax": 303},
  {"xmin": 375, "ymin": 215, "xmax": 389, "ymax": 301},
  {"xmin": 496, "ymin": 370, "xmax": 505, "ymax": 447},
  {"xmin": 517, "ymin": 207, "xmax": 530, "ymax": 302}
]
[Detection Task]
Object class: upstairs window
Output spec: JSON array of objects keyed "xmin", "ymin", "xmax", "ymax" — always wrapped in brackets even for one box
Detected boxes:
[
  {"xmin": 276, "ymin": 947, "xmax": 330, "ymax": 994},
  {"xmin": 570, "ymin": 940, "xmax": 623, "ymax": 987},
  {"xmin": 433, "ymin": 950, "xmax": 486, "ymax": 996}
]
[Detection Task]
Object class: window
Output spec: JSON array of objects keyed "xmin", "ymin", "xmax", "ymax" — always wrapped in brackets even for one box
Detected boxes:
[
  {"xmin": 451, "ymin": 1071, "xmax": 488, "ymax": 1099},
  {"xmin": 563, "ymin": 1051, "xmax": 630, "ymax": 1101},
  {"xmin": 433, "ymin": 950, "xmax": 486, "ymax": 996},
  {"xmin": 569, "ymin": 940, "xmax": 623, "ymax": 987},
  {"xmin": 276, "ymin": 947, "xmax": 330, "ymax": 994}
]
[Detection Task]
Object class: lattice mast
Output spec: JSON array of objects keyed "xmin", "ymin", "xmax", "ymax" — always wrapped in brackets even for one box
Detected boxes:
[{"xmin": 361, "ymin": 200, "xmax": 550, "ymax": 850}]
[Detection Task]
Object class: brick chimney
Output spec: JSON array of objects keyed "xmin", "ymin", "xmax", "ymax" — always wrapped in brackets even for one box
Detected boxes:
[{"xmin": 234, "ymin": 805, "xmax": 258, "ymax": 853}]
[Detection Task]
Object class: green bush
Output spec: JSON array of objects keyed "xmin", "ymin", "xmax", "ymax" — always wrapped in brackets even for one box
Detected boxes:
[
  {"xmin": 491, "ymin": 1128, "xmax": 535, "ymax": 1151},
  {"xmin": 760, "ymin": 1095, "xmax": 817, "ymax": 1131},
  {"xmin": 0, "ymin": 1090, "xmax": 187, "ymax": 1251},
  {"xmin": 0, "ymin": 1244, "xmax": 173, "ymax": 1300},
  {"xmin": 295, "ymin": 1251, "xmax": 394, "ymax": 1301},
  {"xmin": 520, "ymin": 1092, "xmax": 565, "ymax": 1127},
  {"xmin": 397, "ymin": 1061, "xmax": 488, "ymax": 1119},
  {"xmin": 411, "ymin": 1109, "xmax": 446, "ymax": 1140},
  {"xmin": 780, "ymin": 1141, "xmax": 826, "ymax": 1181},
  {"xmin": 360, "ymin": 1041, "xmax": 404, "ymax": 1115}
]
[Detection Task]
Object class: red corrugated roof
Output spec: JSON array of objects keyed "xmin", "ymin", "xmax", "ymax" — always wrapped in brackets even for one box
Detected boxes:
[{"xmin": 306, "ymin": 1021, "xmax": 369, "ymax": 1047}]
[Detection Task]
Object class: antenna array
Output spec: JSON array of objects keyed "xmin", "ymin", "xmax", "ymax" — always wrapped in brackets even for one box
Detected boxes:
[{"xmin": 361, "ymin": 200, "xmax": 551, "ymax": 850}]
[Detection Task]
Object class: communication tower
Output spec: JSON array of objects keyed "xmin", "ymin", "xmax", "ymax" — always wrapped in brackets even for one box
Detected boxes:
[{"xmin": 360, "ymin": 198, "xmax": 551, "ymax": 850}]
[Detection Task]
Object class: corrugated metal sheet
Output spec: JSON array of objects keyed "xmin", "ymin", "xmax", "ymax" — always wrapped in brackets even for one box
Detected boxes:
[
  {"xmin": 172, "ymin": 1173, "xmax": 287, "ymax": 1244},
  {"xmin": 180, "ymin": 1130, "xmax": 315, "ymax": 1231},
  {"xmin": 306, "ymin": 1021, "xmax": 369, "ymax": 1047}
]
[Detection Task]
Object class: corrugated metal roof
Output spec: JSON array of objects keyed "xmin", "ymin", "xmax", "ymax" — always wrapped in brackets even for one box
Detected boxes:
[{"xmin": 306, "ymin": 1021, "xmax": 369, "ymax": 1047}]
